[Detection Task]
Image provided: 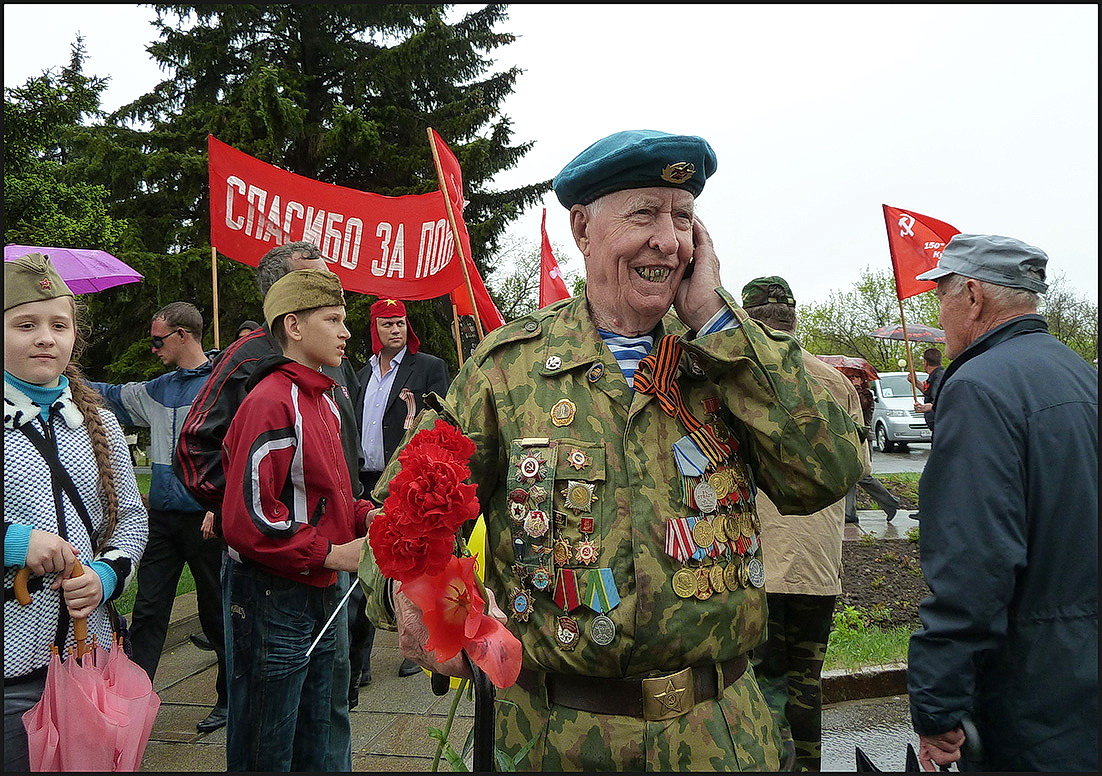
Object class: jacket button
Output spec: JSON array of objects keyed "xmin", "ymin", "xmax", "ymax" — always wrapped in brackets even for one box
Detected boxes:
[{"xmin": 524, "ymin": 321, "xmax": 538, "ymax": 332}]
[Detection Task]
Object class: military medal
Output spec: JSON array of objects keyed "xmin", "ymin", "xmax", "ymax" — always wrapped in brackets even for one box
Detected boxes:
[
  {"xmin": 711, "ymin": 512, "xmax": 729, "ymax": 543},
  {"xmin": 555, "ymin": 615, "xmax": 580, "ymax": 650},
  {"xmin": 562, "ymin": 480, "xmax": 597, "ymax": 513},
  {"xmin": 574, "ymin": 539, "xmax": 599, "ymax": 566},
  {"xmin": 508, "ymin": 500, "xmax": 528, "ymax": 523},
  {"xmin": 523, "ymin": 510, "xmax": 550, "ymax": 538},
  {"xmin": 724, "ymin": 561, "xmax": 741, "ymax": 591},
  {"xmin": 702, "ymin": 396, "xmax": 721, "ymax": 416},
  {"xmin": 672, "ymin": 567, "xmax": 697, "ymax": 599},
  {"xmin": 747, "ymin": 557, "xmax": 766, "ymax": 588},
  {"xmin": 738, "ymin": 559, "xmax": 751, "ymax": 589},
  {"xmin": 709, "ymin": 563, "xmax": 726, "ymax": 593},
  {"xmin": 529, "ymin": 484, "xmax": 548, "ymax": 504},
  {"xmin": 550, "ymin": 398, "xmax": 576, "ymax": 427},
  {"xmin": 739, "ymin": 511, "xmax": 754, "ymax": 539},
  {"xmin": 693, "ymin": 481, "xmax": 718, "ymax": 514},
  {"xmin": 694, "ymin": 568, "xmax": 713, "ymax": 600},
  {"xmin": 586, "ymin": 363, "xmax": 604, "ymax": 383},
  {"xmin": 509, "ymin": 487, "xmax": 529, "ymax": 503},
  {"xmin": 578, "ymin": 516, "xmax": 595, "ymax": 535},
  {"xmin": 590, "ymin": 614, "xmax": 616, "ymax": 646},
  {"xmin": 509, "ymin": 588, "xmax": 533, "ymax": 622},
  {"xmin": 516, "ymin": 452, "xmax": 548, "ymax": 484},
  {"xmin": 553, "ymin": 537, "xmax": 572, "ymax": 566},
  {"xmin": 692, "ymin": 516, "xmax": 715, "ymax": 549},
  {"xmin": 530, "ymin": 566, "xmax": 552, "ymax": 592},
  {"xmin": 566, "ymin": 448, "xmax": 591, "ymax": 470},
  {"xmin": 707, "ymin": 469, "xmax": 733, "ymax": 501}
]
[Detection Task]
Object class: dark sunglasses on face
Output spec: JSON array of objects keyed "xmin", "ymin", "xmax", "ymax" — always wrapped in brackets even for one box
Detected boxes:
[{"xmin": 151, "ymin": 329, "xmax": 185, "ymax": 349}]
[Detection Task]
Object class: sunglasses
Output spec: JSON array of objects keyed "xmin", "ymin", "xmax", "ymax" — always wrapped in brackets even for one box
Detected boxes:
[{"xmin": 151, "ymin": 329, "xmax": 185, "ymax": 349}]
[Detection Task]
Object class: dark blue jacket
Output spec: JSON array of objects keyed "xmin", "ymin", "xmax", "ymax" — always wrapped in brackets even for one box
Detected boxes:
[
  {"xmin": 908, "ymin": 315, "xmax": 1097, "ymax": 771},
  {"xmin": 90, "ymin": 353, "xmax": 216, "ymax": 513}
]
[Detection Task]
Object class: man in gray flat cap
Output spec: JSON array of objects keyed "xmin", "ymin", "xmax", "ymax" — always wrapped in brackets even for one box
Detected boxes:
[{"xmin": 906, "ymin": 234, "xmax": 1097, "ymax": 772}]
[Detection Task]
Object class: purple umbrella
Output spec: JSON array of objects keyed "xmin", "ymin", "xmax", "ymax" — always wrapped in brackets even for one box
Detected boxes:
[{"xmin": 5, "ymin": 245, "xmax": 143, "ymax": 294}]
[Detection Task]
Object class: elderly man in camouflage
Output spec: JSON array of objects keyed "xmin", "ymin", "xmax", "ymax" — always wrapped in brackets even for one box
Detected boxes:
[{"xmin": 360, "ymin": 130, "xmax": 864, "ymax": 771}]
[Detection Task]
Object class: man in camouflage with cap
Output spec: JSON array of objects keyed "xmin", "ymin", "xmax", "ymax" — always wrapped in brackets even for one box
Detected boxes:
[{"xmin": 360, "ymin": 129, "xmax": 864, "ymax": 771}]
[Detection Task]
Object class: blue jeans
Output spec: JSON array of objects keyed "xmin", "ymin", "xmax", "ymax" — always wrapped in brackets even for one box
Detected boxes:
[{"xmin": 222, "ymin": 558, "xmax": 352, "ymax": 772}]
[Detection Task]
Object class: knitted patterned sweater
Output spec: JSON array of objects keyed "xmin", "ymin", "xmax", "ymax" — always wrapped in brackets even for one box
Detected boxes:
[{"xmin": 3, "ymin": 379, "xmax": 148, "ymax": 679}]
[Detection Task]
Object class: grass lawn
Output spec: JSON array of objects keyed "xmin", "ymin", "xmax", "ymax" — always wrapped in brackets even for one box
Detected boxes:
[{"xmin": 115, "ymin": 472, "xmax": 196, "ymax": 616}]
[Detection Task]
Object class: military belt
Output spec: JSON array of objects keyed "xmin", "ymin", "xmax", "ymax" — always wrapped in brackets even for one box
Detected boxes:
[{"xmin": 517, "ymin": 655, "xmax": 748, "ymax": 721}]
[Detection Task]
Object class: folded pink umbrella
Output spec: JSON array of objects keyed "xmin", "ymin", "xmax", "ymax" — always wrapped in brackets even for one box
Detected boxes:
[{"xmin": 4, "ymin": 244, "xmax": 143, "ymax": 294}]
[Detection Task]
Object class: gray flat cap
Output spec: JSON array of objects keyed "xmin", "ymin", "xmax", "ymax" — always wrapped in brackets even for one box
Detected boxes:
[{"xmin": 916, "ymin": 233, "xmax": 1048, "ymax": 293}]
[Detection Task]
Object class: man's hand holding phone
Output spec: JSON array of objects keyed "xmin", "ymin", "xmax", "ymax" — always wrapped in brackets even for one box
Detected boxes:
[{"xmin": 674, "ymin": 217, "xmax": 726, "ymax": 330}]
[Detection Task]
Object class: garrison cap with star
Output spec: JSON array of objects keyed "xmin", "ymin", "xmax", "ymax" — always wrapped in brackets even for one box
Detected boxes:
[
  {"xmin": 263, "ymin": 268, "xmax": 345, "ymax": 327},
  {"xmin": 552, "ymin": 129, "xmax": 718, "ymax": 208},
  {"xmin": 741, "ymin": 276, "xmax": 796, "ymax": 308},
  {"xmin": 4, "ymin": 253, "xmax": 74, "ymax": 311}
]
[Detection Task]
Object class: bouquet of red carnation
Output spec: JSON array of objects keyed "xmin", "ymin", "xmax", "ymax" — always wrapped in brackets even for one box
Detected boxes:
[{"xmin": 368, "ymin": 419, "xmax": 520, "ymax": 688}]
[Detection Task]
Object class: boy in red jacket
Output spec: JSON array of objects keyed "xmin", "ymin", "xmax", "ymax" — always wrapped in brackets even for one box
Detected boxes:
[{"xmin": 220, "ymin": 269, "xmax": 372, "ymax": 772}]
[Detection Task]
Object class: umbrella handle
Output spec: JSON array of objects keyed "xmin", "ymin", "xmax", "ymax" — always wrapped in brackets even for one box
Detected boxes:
[
  {"xmin": 16, "ymin": 560, "xmax": 89, "ymax": 654},
  {"xmin": 13, "ymin": 568, "xmax": 32, "ymax": 605},
  {"xmin": 68, "ymin": 560, "xmax": 89, "ymax": 654}
]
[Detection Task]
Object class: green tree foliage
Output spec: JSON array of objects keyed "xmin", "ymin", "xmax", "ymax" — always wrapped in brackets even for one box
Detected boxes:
[
  {"xmin": 486, "ymin": 234, "xmax": 579, "ymax": 321},
  {"xmin": 797, "ymin": 267, "xmax": 942, "ymax": 371},
  {"xmin": 3, "ymin": 40, "xmax": 135, "ymax": 252},
  {"xmin": 13, "ymin": 5, "xmax": 547, "ymax": 380},
  {"xmin": 1039, "ymin": 273, "xmax": 1098, "ymax": 364}
]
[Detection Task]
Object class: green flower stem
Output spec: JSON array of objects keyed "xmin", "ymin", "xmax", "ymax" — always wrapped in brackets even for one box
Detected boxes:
[{"xmin": 432, "ymin": 676, "xmax": 470, "ymax": 772}]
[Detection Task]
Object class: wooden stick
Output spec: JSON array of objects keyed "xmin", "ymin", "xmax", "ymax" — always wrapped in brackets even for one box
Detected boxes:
[
  {"xmin": 427, "ymin": 128, "xmax": 485, "ymax": 341},
  {"xmin": 211, "ymin": 246, "xmax": 221, "ymax": 349},
  {"xmin": 897, "ymin": 299, "xmax": 919, "ymax": 404}
]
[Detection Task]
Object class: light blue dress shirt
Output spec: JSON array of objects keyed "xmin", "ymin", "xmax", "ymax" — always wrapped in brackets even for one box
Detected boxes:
[{"xmin": 360, "ymin": 347, "xmax": 406, "ymax": 472}]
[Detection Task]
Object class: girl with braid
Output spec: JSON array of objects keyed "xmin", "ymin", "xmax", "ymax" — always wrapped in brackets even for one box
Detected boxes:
[{"xmin": 3, "ymin": 254, "xmax": 148, "ymax": 771}]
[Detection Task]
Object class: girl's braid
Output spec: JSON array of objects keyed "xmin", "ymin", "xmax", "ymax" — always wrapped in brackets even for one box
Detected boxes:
[{"xmin": 65, "ymin": 363, "xmax": 120, "ymax": 554}]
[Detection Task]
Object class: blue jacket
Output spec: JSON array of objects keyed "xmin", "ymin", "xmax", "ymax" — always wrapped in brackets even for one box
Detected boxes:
[
  {"xmin": 90, "ymin": 353, "xmax": 217, "ymax": 513},
  {"xmin": 908, "ymin": 315, "xmax": 1097, "ymax": 771}
]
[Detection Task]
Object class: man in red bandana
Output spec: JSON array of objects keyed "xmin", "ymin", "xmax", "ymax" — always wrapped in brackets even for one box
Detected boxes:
[{"xmin": 347, "ymin": 299, "xmax": 450, "ymax": 696}]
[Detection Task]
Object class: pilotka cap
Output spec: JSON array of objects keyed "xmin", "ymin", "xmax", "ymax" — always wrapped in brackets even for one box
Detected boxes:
[
  {"xmin": 263, "ymin": 269, "xmax": 345, "ymax": 327},
  {"xmin": 916, "ymin": 234, "xmax": 1049, "ymax": 293},
  {"xmin": 4, "ymin": 253, "xmax": 74, "ymax": 311}
]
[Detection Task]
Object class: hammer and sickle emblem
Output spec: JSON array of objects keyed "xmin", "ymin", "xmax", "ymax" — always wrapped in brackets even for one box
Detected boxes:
[
  {"xmin": 661, "ymin": 162, "xmax": 697, "ymax": 184},
  {"xmin": 897, "ymin": 215, "xmax": 916, "ymax": 238}
]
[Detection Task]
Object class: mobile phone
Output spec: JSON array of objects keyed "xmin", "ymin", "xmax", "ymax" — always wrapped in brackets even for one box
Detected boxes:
[{"xmin": 683, "ymin": 257, "xmax": 695, "ymax": 278}]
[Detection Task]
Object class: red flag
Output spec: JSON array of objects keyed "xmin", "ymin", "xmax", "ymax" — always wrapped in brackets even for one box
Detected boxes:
[
  {"xmin": 207, "ymin": 135, "xmax": 463, "ymax": 299},
  {"xmin": 427, "ymin": 129, "xmax": 505, "ymax": 332},
  {"xmin": 882, "ymin": 204, "xmax": 961, "ymax": 300},
  {"xmin": 539, "ymin": 208, "xmax": 570, "ymax": 307}
]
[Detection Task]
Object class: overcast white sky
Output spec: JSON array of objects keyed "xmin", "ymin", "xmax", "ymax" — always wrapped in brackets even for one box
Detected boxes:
[{"xmin": 4, "ymin": 4, "xmax": 1098, "ymax": 303}]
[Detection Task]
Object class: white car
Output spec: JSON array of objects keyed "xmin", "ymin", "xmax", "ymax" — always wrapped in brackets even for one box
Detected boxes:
[{"xmin": 870, "ymin": 371, "xmax": 930, "ymax": 452}]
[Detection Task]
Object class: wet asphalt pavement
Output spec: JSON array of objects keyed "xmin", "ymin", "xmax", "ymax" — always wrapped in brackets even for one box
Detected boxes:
[
  {"xmin": 871, "ymin": 443, "xmax": 930, "ymax": 475},
  {"xmin": 822, "ymin": 694, "xmax": 924, "ymax": 772}
]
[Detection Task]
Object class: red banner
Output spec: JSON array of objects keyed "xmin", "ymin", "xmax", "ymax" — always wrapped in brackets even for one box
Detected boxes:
[
  {"xmin": 207, "ymin": 135, "xmax": 464, "ymax": 299},
  {"xmin": 882, "ymin": 204, "xmax": 961, "ymax": 300},
  {"xmin": 428, "ymin": 129, "xmax": 504, "ymax": 332},
  {"xmin": 539, "ymin": 208, "xmax": 570, "ymax": 307}
]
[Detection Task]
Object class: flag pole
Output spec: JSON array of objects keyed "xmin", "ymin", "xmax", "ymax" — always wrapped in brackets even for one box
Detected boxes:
[
  {"xmin": 211, "ymin": 246, "xmax": 221, "ymax": 349},
  {"xmin": 451, "ymin": 301, "xmax": 465, "ymax": 368},
  {"xmin": 897, "ymin": 299, "xmax": 919, "ymax": 404},
  {"xmin": 427, "ymin": 128, "xmax": 485, "ymax": 341}
]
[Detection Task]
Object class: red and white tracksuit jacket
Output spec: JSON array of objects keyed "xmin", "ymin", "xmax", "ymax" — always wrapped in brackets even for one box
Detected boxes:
[{"xmin": 221, "ymin": 358, "xmax": 371, "ymax": 587}]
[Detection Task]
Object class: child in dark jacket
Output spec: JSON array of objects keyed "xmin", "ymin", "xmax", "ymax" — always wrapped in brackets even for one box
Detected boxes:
[{"xmin": 220, "ymin": 269, "xmax": 372, "ymax": 772}]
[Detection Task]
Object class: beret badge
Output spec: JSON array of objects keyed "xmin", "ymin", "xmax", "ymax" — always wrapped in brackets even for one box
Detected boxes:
[
  {"xmin": 661, "ymin": 162, "xmax": 697, "ymax": 184},
  {"xmin": 39, "ymin": 277, "xmax": 53, "ymax": 290}
]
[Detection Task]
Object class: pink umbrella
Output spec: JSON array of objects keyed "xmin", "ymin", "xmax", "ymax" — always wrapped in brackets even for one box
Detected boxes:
[
  {"xmin": 18, "ymin": 561, "xmax": 160, "ymax": 771},
  {"xmin": 869, "ymin": 323, "xmax": 946, "ymax": 343},
  {"xmin": 815, "ymin": 355, "xmax": 880, "ymax": 382},
  {"xmin": 4, "ymin": 244, "xmax": 143, "ymax": 294}
]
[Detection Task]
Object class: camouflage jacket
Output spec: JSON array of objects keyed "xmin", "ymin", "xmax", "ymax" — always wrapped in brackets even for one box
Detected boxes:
[{"xmin": 360, "ymin": 288, "xmax": 862, "ymax": 679}]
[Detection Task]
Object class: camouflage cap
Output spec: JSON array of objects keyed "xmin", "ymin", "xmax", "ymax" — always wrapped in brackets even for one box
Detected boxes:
[
  {"xmin": 4, "ymin": 253, "xmax": 74, "ymax": 311},
  {"xmin": 263, "ymin": 268, "xmax": 345, "ymax": 327},
  {"xmin": 741, "ymin": 276, "xmax": 795, "ymax": 308},
  {"xmin": 552, "ymin": 130, "xmax": 718, "ymax": 208}
]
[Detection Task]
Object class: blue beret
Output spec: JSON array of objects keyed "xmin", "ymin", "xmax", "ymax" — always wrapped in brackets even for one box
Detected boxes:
[{"xmin": 552, "ymin": 129, "xmax": 718, "ymax": 208}]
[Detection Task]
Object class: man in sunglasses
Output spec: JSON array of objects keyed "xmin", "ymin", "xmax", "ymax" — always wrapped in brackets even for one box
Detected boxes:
[{"xmin": 88, "ymin": 301, "xmax": 228, "ymax": 733}]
